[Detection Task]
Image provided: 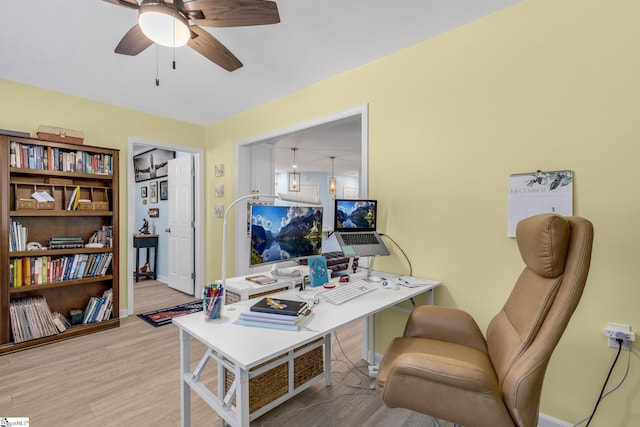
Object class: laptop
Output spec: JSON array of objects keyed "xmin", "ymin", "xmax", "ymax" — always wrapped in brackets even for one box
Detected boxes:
[{"xmin": 333, "ymin": 199, "xmax": 390, "ymax": 257}]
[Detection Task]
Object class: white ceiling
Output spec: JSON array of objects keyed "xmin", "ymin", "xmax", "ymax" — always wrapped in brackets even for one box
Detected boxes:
[{"xmin": 0, "ymin": 0, "xmax": 520, "ymax": 128}]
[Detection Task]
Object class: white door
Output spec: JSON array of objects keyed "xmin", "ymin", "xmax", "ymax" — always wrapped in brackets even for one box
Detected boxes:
[{"xmin": 167, "ymin": 155, "xmax": 195, "ymax": 294}]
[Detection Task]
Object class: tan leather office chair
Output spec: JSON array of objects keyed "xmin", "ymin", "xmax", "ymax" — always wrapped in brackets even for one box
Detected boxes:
[{"xmin": 376, "ymin": 214, "xmax": 594, "ymax": 427}]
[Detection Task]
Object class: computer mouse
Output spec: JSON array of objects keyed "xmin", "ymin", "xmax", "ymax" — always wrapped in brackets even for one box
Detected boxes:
[{"xmin": 382, "ymin": 280, "xmax": 398, "ymax": 290}]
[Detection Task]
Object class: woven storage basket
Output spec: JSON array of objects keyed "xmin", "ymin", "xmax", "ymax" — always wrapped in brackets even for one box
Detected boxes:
[{"xmin": 224, "ymin": 338, "xmax": 324, "ymax": 414}]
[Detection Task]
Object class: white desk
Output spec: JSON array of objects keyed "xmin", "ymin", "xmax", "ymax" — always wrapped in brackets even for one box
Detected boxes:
[{"xmin": 173, "ymin": 273, "xmax": 441, "ymax": 427}]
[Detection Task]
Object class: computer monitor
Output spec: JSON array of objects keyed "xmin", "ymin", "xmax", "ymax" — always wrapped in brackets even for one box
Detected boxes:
[
  {"xmin": 249, "ymin": 204, "xmax": 323, "ymax": 276},
  {"xmin": 334, "ymin": 199, "xmax": 377, "ymax": 232}
]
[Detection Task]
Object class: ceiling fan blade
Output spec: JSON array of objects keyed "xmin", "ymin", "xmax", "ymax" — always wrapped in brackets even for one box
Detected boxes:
[
  {"xmin": 183, "ymin": 0, "xmax": 280, "ymax": 27},
  {"xmin": 102, "ymin": 0, "xmax": 140, "ymax": 10},
  {"xmin": 115, "ymin": 25, "xmax": 154, "ymax": 56},
  {"xmin": 187, "ymin": 25, "xmax": 243, "ymax": 71}
]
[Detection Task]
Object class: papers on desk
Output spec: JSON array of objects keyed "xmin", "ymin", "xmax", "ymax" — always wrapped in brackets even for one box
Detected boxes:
[{"xmin": 397, "ymin": 276, "xmax": 434, "ymax": 288}]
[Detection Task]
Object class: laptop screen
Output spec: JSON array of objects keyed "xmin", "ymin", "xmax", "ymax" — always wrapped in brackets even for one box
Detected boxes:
[{"xmin": 334, "ymin": 199, "xmax": 378, "ymax": 232}]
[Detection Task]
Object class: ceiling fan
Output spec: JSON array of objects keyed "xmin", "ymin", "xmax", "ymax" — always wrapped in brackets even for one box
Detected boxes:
[{"xmin": 103, "ymin": 0, "xmax": 280, "ymax": 71}]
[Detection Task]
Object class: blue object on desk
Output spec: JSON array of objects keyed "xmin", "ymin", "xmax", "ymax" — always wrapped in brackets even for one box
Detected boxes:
[{"xmin": 307, "ymin": 255, "xmax": 329, "ymax": 287}]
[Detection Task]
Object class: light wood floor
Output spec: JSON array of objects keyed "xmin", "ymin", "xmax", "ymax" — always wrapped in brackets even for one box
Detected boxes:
[{"xmin": 0, "ymin": 279, "xmax": 451, "ymax": 426}]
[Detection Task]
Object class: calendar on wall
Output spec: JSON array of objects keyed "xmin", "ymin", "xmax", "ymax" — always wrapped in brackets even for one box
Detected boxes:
[{"xmin": 507, "ymin": 170, "xmax": 573, "ymax": 237}]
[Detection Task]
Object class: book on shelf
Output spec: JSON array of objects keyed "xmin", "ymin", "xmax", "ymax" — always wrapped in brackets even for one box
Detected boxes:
[
  {"xmin": 245, "ymin": 274, "xmax": 278, "ymax": 285},
  {"xmin": 51, "ymin": 312, "xmax": 70, "ymax": 333},
  {"xmin": 66, "ymin": 186, "xmax": 80, "ymax": 210},
  {"xmin": 31, "ymin": 191, "xmax": 55, "ymax": 202},
  {"xmin": 9, "ymin": 140, "xmax": 114, "ymax": 175},
  {"xmin": 250, "ymin": 297, "xmax": 308, "ymax": 317},
  {"xmin": 49, "ymin": 236, "xmax": 84, "ymax": 249},
  {"xmin": 9, "ymin": 296, "xmax": 59, "ymax": 344},
  {"xmin": 9, "ymin": 221, "xmax": 27, "ymax": 251},
  {"xmin": 9, "ymin": 252, "xmax": 113, "ymax": 287},
  {"xmin": 82, "ymin": 289, "xmax": 113, "ymax": 323}
]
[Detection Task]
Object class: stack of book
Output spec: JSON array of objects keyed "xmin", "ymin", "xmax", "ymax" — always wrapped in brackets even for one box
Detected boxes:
[
  {"xmin": 82, "ymin": 289, "xmax": 114, "ymax": 324},
  {"xmin": 233, "ymin": 297, "xmax": 311, "ymax": 331},
  {"xmin": 9, "ymin": 296, "xmax": 59, "ymax": 343},
  {"xmin": 88, "ymin": 225, "xmax": 113, "ymax": 247},
  {"xmin": 49, "ymin": 236, "xmax": 84, "ymax": 249}
]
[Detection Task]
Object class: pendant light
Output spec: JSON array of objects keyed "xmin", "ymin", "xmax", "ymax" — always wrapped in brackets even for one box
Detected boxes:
[
  {"xmin": 329, "ymin": 156, "xmax": 336, "ymax": 194},
  {"xmin": 288, "ymin": 147, "xmax": 300, "ymax": 192}
]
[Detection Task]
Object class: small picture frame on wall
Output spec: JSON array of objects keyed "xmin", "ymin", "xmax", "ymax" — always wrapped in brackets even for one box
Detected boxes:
[
  {"xmin": 159, "ymin": 180, "xmax": 168, "ymax": 200},
  {"xmin": 141, "ymin": 186, "xmax": 147, "ymax": 198},
  {"xmin": 215, "ymin": 164, "xmax": 224, "ymax": 177},
  {"xmin": 215, "ymin": 204, "xmax": 224, "ymax": 218},
  {"xmin": 215, "ymin": 184, "xmax": 224, "ymax": 197},
  {"xmin": 148, "ymin": 208, "xmax": 159, "ymax": 218},
  {"xmin": 150, "ymin": 181, "xmax": 158, "ymax": 203}
]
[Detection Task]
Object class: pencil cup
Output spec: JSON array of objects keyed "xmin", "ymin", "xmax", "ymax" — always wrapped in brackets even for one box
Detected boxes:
[{"xmin": 203, "ymin": 290, "xmax": 224, "ymax": 320}]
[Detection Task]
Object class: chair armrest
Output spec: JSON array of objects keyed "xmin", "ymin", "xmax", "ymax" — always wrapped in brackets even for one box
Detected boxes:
[{"xmin": 404, "ymin": 306, "xmax": 488, "ymax": 353}]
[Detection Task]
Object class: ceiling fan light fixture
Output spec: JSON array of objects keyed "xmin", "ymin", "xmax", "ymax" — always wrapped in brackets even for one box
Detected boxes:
[{"xmin": 139, "ymin": 3, "xmax": 190, "ymax": 48}]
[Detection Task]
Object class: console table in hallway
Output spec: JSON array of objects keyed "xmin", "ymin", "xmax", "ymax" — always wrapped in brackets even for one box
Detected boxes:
[{"xmin": 133, "ymin": 233, "xmax": 158, "ymax": 281}]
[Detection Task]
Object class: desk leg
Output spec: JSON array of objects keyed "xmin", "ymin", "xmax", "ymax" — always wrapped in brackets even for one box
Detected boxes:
[
  {"xmin": 427, "ymin": 288, "xmax": 434, "ymax": 305},
  {"xmin": 180, "ymin": 329, "xmax": 191, "ymax": 427},
  {"xmin": 324, "ymin": 334, "xmax": 332, "ymax": 386},
  {"xmin": 236, "ymin": 365, "xmax": 250, "ymax": 427}
]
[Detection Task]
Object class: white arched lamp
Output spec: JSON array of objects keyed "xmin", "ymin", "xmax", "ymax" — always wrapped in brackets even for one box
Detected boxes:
[
  {"xmin": 138, "ymin": 0, "xmax": 190, "ymax": 47},
  {"xmin": 221, "ymin": 193, "xmax": 322, "ymax": 289}
]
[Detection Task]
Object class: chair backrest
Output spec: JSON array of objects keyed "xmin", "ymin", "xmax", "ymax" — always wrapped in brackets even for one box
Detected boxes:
[{"xmin": 486, "ymin": 214, "xmax": 593, "ymax": 426}]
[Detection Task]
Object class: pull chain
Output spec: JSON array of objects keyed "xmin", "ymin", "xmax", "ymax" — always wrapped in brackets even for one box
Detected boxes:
[{"xmin": 155, "ymin": 45, "xmax": 160, "ymax": 86}]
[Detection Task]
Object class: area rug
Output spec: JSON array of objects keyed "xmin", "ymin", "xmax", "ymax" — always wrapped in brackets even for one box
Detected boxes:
[{"xmin": 137, "ymin": 300, "xmax": 203, "ymax": 327}]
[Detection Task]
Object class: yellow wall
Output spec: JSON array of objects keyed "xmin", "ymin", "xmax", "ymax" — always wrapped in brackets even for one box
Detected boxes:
[
  {"xmin": 0, "ymin": 79, "xmax": 205, "ymax": 310},
  {"xmin": 204, "ymin": 0, "xmax": 640, "ymax": 424},
  {"xmin": 3, "ymin": 0, "xmax": 640, "ymax": 423}
]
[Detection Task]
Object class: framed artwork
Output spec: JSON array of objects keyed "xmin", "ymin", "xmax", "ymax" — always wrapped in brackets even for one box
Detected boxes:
[
  {"xmin": 215, "ymin": 184, "xmax": 224, "ymax": 197},
  {"xmin": 148, "ymin": 208, "xmax": 159, "ymax": 218},
  {"xmin": 215, "ymin": 164, "xmax": 224, "ymax": 177},
  {"xmin": 141, "ymin": 186, "xmax": 147, "ymax": 198},
  {"xmin": 159, "ymin": 180, "xmax": 168, "ymax": 200},
  {"xmin": 149, "ymin": 181, "xmax": 158, "ymax": 203},
  {"xmin": 133, "ymin": 148, "xmax": 175, "ymax": 182}
]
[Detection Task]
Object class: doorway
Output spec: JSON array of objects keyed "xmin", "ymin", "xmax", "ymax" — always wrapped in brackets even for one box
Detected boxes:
[
  {"xmin": 233, "ymin": 104, "xmax": 369, "ymax": 277},
  {"xmin": 125, "ymin": 137, "xmax": 205, "ymax": 316}
]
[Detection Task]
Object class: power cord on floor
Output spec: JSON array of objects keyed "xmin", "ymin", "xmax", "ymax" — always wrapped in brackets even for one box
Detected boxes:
[{"xmin": 572, "ymin": 338, "xmax": 630, "ymax": 426}]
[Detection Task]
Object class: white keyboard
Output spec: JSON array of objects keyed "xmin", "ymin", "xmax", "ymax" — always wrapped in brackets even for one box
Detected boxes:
[{"xmin": 322, "ymin": 280, "xmax": 377, "ymax": 305}]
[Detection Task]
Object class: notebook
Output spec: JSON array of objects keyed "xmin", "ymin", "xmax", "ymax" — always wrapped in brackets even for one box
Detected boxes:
[
  {"xmin": 250, "ymin": 297, "xmax": 308, "ymax": 317},
  {"xmin": 333, "ymin": 199, "xmax": 390, "ymax": 257}
]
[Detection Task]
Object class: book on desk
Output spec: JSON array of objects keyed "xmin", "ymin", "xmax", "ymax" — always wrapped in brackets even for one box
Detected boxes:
[
  {"xmin": 245, "ymin": 274, "xmax": 278, "ymax": 285},
  {"xmin": 250, "ymin": 297, "xmax": 308, "ymax": 316}
]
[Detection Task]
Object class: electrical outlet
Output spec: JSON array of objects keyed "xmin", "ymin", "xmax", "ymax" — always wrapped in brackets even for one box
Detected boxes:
[{"xmin": 603, "ymin": 322, "xmax": 635, "ymax": 350}]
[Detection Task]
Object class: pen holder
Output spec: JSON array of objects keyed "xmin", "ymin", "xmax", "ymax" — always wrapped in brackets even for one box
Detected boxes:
[{"xmin": 203, "ymin": 289, "xmax": 224, "ymax": 320}]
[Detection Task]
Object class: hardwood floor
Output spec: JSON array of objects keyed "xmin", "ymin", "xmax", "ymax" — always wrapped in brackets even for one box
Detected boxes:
[{"xmin": 0, "ymin": 279, "xmax": 450, "ymax": 426}]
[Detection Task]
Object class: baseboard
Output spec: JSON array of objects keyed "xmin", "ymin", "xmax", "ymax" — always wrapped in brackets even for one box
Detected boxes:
[{"xmin": 538, "ymin": 413, "xmax": 572, "ymax": 427}]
